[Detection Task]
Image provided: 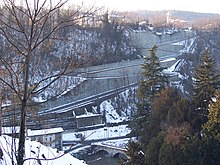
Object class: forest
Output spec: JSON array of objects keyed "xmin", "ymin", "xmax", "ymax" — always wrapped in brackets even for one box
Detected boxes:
[{"xmin": 124, "ymin": 45, "xmax": 220, "ymax": 165}]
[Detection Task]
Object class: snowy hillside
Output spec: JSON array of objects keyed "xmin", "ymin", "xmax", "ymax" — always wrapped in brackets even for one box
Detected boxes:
[
  {"xmin": 31, "ymin": 26, "xmax": 139, "ymax": 102},
  {"xmin": 0, "ymin": 135, "xmax": 86, "ymax": 165}
]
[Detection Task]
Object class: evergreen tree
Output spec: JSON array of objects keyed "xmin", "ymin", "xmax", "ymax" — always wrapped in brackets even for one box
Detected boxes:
[
  {"xmin": 134, "ymin": 86, "xmax": 193, "ymax": 150},
  {"xmin": 145, "ymin": 132, "xmax": 165, "ymax": 165},
  {"xmin": 151, "ymin": 87, "xmax": 180, "ymax": 124},
  {"xmin": 167, "ymin": 98, "xmax": 192, "ymax": 127},
  {"xmin": 158, "ymin": 124, "xmax": 195, "ymax": 165},
  {"xmin": 203, "ymin": 89, "xmax": 220, "ymax": 139},
  {"xmin": 101, "ymin": 11, "xmax": 111, "ymax": 59},
  {"xmin": 192, "ymin": 49, "xmax": 219, "ymax": 127},
  {"xmin": 158, "ymin": 143, "xmax": 184, "ymax": 165},
  {"xmin": 141, "ymin": 87, "xmax": 182, "ymax": 144},
  {"xmin": 129, "ymin": 45, "xmax": 168, "ymax": 137},
  {"xmin": 124, "ymin": 140, "xmax": 145, "ymax": 165},
  {"xmin": 137, "ymin": 45, "xmax": 168, "ymax": 104},
  {"xmin": 199, "ymin": 137, "xmax": 220, "ymax": 165}
]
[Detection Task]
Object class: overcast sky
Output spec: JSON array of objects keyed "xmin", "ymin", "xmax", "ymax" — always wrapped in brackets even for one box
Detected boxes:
[{"xmin": 73, "ymin": 0, "xmax": 220, "ymax": 14}]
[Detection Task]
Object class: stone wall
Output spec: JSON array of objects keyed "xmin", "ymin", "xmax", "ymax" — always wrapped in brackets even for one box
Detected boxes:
[{"xmin": 129, "ymin": 29, "xmax": 194, "ymax": 56}]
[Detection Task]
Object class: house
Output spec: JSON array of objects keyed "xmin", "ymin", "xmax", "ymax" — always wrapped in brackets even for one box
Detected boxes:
[
  {"xmin": 28, "ymin": 127, "xmax": 64, "ymax": 150},
  {"xmin": 75, "ymin": 113, "xmax": 103, "ymax": 129},
  {"xmin": 72, "ymin": 107, "xmax": 103, "ymax": 129}
]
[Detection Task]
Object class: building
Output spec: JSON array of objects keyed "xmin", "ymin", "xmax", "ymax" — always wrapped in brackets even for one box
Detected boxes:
[
  {"xmin": 75, "ymin": 113, "xmax": 103, "ymax": 129},
  {"xmin": 166, "ymin": 11, "xmax": 188, "ymax": 28},
  {"xmin": 28, "ymin": 127, "xmax": 64, "ymax": 150},
  {"xmin": 1, "ymin": 126, "xmax": 20, "ymax": 138}
]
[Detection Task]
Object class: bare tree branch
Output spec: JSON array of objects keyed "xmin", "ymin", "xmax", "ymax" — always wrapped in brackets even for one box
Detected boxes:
[{"xmin": 0, "ymin": 1, "xmax": 98, "ymax": 164}]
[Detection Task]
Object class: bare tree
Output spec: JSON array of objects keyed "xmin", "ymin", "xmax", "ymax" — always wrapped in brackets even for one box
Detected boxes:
[{"xmin": 0, "ymin": 0, "xmax": 95, "ymax": 164}]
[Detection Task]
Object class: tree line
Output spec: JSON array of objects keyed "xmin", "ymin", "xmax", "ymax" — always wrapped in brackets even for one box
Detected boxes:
[{"xmin": 124, "ymin": 45, "xmax": 220, "ymax": 165}]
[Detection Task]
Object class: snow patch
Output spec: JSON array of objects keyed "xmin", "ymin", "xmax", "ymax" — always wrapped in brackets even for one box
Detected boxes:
[
  {"xmin": 63, "ymin": 125, "xmax": 131, "ymax": 142},
  {"xmin": 0, "ymin": 135, "xmax": 87, "ymax": 165}
]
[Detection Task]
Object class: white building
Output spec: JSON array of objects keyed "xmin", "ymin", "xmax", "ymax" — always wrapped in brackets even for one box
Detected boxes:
[{"xmin": 28, "ymin": 127, "xmax": 64, "ymax": 150}]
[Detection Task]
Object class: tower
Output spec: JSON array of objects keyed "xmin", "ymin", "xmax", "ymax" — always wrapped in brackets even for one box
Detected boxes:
[{"xmin": 166, "ymin": 11, "xmax": 171, "ymax": 24}]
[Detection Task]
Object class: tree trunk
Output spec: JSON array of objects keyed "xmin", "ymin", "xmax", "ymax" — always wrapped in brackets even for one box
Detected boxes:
[
  {"xmin": 17, "ymin": 55, "xmax": 30, "ymax": 165},
  {"xmin": 17, "ymin": 102, "xmax": 26, "ymax": 165}
]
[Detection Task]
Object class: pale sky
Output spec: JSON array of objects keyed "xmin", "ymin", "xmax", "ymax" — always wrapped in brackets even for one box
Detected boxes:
[{"xmin": 73, "ymin": 0, "xmax": 220, "ymax": 14}]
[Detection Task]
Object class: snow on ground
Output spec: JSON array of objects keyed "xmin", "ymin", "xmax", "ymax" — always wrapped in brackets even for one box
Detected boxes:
[
  {"xmin": 27, "ymin": 127, "xmax": 64, "ymax": 136},
  {"xmin": 163, "ymin": 59, "xmax": 181, "ymax": 74},
  {"xmin": 180, "ymin": 37, "xmax": 197, "ymax": 53},
  {"xmin": 100, "ymin": 100, "xmax": 129, "ymax": 123},
  {"xmin": 94, "ymin": 138, "xmax": 131, "ymax": 148},
  {"xmin": 161, "ymin": 57, "xmax": 176, "ymax": 63},
  {"xmin": 33, "ymin": 76, "xmax": 85, "ymax": 103},
  {"xmin": 63, "ymin": 124, "xmax": 131, "ymax": 141},
  {"xmin": 63, "ymin": 93, "xmax": 133, "ymax": 151},
  {"xmin": 0, "ymin": 135, "xmax": 86, "ymax": 165},
  {"xmin": 163, "ymin": 58, "xmax": 188, "ymax": 81},
  {"xmin": 172, "ymin": 40, "xmax": 186, "ymax": 46}
]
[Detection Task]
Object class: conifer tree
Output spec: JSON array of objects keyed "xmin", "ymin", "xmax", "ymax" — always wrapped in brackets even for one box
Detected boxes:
[
  {"xmin": 137, "ymin": 45, "xmax": 168, "ymax": 104},
  {"xmin": 192, "ymin": 49, "xmax": 219, "ymax": 126},
  {"xmin": 124, "ymin": 140, "xmax": 145, "ymax": 165},
  {"xmin": 129, "ymin": 45, "xmax": 168, "ymax": 137},
  {"xmin": 203, "ymin": 89, "xmax": 220, "ymax": 139},
  {"xmin": 141, "ymin": 87, "xmax": 183, "ymax": 144}
]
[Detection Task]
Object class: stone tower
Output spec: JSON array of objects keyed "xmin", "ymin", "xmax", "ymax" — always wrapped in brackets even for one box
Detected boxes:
[{"xmin": 166, "ymin": 11, "xmax": 172, "ymax": 24}]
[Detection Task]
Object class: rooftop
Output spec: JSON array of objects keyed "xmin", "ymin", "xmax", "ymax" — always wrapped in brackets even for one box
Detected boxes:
[{"xmin": 28, "ymin": 127, "xmax": 64, "ymax": 136}]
